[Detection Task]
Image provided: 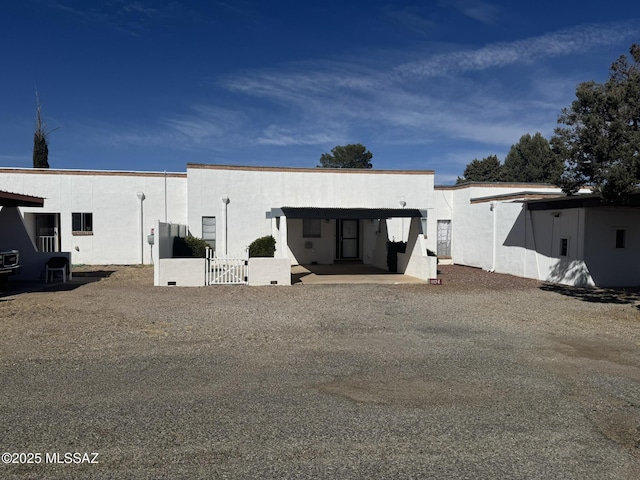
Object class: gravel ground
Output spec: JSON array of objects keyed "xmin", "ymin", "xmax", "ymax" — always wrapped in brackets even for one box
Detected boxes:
[{"xmin": 1, "ymin": 265, "xmax": 639, "ymax": 479}]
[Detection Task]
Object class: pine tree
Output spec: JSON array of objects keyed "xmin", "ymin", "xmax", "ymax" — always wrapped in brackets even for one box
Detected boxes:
[{"xmin": 33, "ymin": 91, "xmax": 52, "ymax": 168}]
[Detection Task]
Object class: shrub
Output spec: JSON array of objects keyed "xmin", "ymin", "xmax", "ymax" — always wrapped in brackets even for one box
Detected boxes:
[
  {"xmin": 248, "ymin": 235, "xmax": 276, "ymax": 257},
  {"xmin": 173, "ymin": 235, "xmax": 210, "ymax": 258}
]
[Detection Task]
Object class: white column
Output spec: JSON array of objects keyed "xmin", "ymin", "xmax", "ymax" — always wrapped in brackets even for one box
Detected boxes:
[{"xmin": 279, "ymin": 215, "xmax": 288, "ymax": 260}]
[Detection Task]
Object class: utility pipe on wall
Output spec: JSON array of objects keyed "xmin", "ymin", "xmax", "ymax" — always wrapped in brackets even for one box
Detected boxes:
[
  {"xmin": 137, "ymin": 192, "xmax": 146, "ymax": 264},
  {"xmin": 489, "ymin": 201, "xmax": 497, "ymax": 272},
  {"xmin": 221, "ymin": 195, "xmax": 229, "ymax": 255},
  {"xmin": 164, "ymin": 170, "xmax": 168, "ymax": 222},
  {"xmin": 399, "ymin": 198, "xmax": 406, "ymax": 241}
]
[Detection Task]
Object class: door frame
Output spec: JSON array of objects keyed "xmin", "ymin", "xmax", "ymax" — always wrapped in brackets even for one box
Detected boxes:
[
  {"xmin": 335, "ymin": 219, "xmax": 360, "ymax": 260},
  {"xmin": 34, "ymin": 213, "xmax": 60, "ymax": 252}
]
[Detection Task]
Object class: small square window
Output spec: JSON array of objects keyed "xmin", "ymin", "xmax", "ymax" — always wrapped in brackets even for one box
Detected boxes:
[
  {"xmin": 72, "ymin": 212, "xmax": 93, "ymax": 234},
  {"xmin": 560, "ymin": 238, "xmax": 569, "ymax": 257},
  {"xmin": 303, "ymin": 219, "xmax": 321, "ymax": 238},
  {"xmin": 615, "ymin": 229, "xmax": 626, "ymax": 249}
]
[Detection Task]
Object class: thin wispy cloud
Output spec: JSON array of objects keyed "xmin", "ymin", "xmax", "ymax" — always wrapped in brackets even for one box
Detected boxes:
[
  {"xmin": 52, "ymin": 0, "xmax": 164, "ymax": 34},
  {"xmin": 256, "ymin": 127, "xmax": 343, "ymax": 147},
  {"xmin": 50, "ymin": 1, "xmax": 211, "ymax": 34},
  {"xmin": 393, "ymin": 21, "xmax": 640, "ymax": 79},
  {"xmin": 382, "ymin": 6, "xmax": 437, "ymax": 36},
  {"xmin": 95, "ymin": 105, "xmax": 249, "ymax": 150},
  {"xmin": 442, "ymin": 0, "xmax": 501, "ymax": 25},
  {"xmin": 214, "ymin": 21, "xmax": 637, "ymax": 151}
]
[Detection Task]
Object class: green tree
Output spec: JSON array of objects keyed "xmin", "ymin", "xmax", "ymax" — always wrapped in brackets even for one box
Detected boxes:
[
  {"xmin": 318, "ymin": 144, "xmax": 373, "ymax": 169},
  {"xmin": 552, "ymin": 44, "xmax": 640, "ymax": 201},
  {"xmin": 32, "ymin": 91, "xmax": 56, "ymax": 168},
  {"xmin": 501, "ymin": 132, "xmax": 563, "ymax": 183},
  {"xmin": 456, "ymin": 155, "xmax": 502, "ymax": 183}
]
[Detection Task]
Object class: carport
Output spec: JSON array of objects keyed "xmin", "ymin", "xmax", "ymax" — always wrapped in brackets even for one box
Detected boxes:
[
  {"xmin": 270, "ymin": 206, "xmax": 434, "ymax": 283},
  {"xmin": 0, "ymin": 189, "xmax": 71, "ymax": 281}
]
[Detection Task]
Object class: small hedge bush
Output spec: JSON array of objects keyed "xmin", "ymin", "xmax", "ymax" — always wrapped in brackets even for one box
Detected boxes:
[
  {"xmin": 248, "ymin": 235, "xmax": 276, "ymax": 257},
  {"xmin": 173, "ymin": 235, "xmax": 210, "ymax": 258}
]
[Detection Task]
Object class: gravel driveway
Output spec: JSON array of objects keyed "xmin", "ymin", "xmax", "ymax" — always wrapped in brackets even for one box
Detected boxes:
[{"xmin": 1, "ymin": 265, "xmax": 639, "ymax": 479}]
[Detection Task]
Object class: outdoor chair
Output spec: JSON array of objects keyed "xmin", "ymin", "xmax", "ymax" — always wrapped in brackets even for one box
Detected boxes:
[{"xmin": 45, "ymin": 256, "xmax": 70, "ymax": 283}]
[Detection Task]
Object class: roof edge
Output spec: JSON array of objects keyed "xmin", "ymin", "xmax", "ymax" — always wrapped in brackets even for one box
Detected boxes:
[
  {"xmin": 435, "ymin": 181, "xmax": 559, "ymax": 190},
  {"xmin": 0, "ymin": 167, "xmax": 186, "ymax": 178},
  {"xmin": 0, "ymin": 190, "xmax": 45, "ymax": 207},
  {"xmin": 470, "ymin": 192, "xmax": 566, "ymax": 204},
  {"xmin": 187, "ymin": 163, "xmax": 434, "ymax": 175}
]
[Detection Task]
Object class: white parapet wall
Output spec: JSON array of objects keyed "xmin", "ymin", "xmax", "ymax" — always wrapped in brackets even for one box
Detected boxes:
[
  {"xmin": 248, "ymin": 257, "xmax": 291, "ymax": 286},
  {"xmin": 156, "ymin": 258, "xmax": 206, "ymax": 287}
]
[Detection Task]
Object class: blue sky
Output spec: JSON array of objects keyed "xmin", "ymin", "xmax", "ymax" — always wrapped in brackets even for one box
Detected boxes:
[{"xmin": 1, "ymin": 1, "xmax": 639, "ymax": 184}]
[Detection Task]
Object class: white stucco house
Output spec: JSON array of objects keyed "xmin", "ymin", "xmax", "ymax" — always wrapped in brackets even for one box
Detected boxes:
[
  {"xmin": 0, "ymin": 164, "xmax": 637, "ymax": 287},
  {"xmin": 0, "ymin": 165, "xmax": 436, "ymax": 285},
  {"xmin": 433, "ymin": 183, "xmax": 639, "ymax": 287}
]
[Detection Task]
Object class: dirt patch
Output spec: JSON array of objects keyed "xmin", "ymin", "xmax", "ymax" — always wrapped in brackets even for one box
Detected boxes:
[
  {"xmin": 317, "ymin": 376, "xmax": 488, "ymax": 407},
  {"xmin": 427, "ymin": 264, "xmax": 543, "ymax": 292}
]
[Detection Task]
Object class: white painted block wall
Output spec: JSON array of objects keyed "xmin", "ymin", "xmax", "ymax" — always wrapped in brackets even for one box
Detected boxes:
[{"xmin": 0, "ymin": 168, "xmax": 188, "ymax": 265}]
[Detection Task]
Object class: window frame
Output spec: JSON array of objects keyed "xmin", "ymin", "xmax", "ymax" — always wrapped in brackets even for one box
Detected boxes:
[
  {"xmin": 559, "ymin": 237, "xmax": 569, "ymax": 257},
  {"xmin": 302, "ymin": 218, "xmax": 322, "ymax": 238},
  {"xmin": 71, "ymin": 212, "xmax": 93, "ymax": 235},
  {"xmin": 202, "ymin": 216, "xmax": 217, "ymax": 250}
]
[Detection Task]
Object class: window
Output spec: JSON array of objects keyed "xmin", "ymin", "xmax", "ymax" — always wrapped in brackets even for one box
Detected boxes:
[
  {"xmin": 615, "ymin": 229, "xmax": 626, "ymax": 249},
  {"xmin": 303, "ymin": 218, "xmax": 321, "ymax": 238},
  {"xmin": 560, "ymin": 238, "xmax": 569, "ymax": 257},
  {"xmin": 202, "ymin": 216, "xmax": 216, "ymax": 250},
  {"xmin": 72, "ymin": 212, "xmax": 93, "ymax": 235}
]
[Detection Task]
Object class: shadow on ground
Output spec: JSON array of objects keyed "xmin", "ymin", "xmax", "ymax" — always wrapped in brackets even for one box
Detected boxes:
[
  {"xmin": 0, "ymin": 269, "xmax": 116, "ymax": 298},
  {"xmin": 540, "ymin": 283, "xmax": 640, "ymax": 306},
  {"xmin": 292, "ymin": 264, "xmax": 387, "ymax": 284}
]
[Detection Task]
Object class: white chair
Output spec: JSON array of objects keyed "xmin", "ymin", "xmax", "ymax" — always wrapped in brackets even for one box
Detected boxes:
[{"xmin": 46, "ymin": 256, "xmax": 69, "ymax": 283}]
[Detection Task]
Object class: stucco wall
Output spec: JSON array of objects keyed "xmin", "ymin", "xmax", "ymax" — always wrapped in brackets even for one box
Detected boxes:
[
  {"xmin": 287, "ymin": 218, "xmax": 335, "ymax": 264},
  {"xmin": 0, "ymin": 169, "xmax": 188, "ymax": 265},
  {"xmin": 248, "ymin": 258, "xmax": 291, "ymax": 286},
  {"xmin": 371, "ymin": 220, "xmax": 389, "ymax": 270},
  {"xmin": 446, "ymin": 184, "xmax": 567, "ymax": 271},
  {"xmin": 156, "ymin": 258, "xmax": 205, "ymax": 287},
  {"xmin": 584, "ymin": 207, "xmax": 640, "ymax": 287},
  {"xmin": 397, "ymin": 217, "xmax": 435, "ymax": 281},
  {"xmin": 187, "ymin": 165, "xmax": 436, "ymax": 260}
]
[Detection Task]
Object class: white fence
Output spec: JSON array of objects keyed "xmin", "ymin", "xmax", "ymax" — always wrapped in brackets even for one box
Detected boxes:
[{"xmin": 205, "ymin": 248, "xmax": 249, "ymax": 285}]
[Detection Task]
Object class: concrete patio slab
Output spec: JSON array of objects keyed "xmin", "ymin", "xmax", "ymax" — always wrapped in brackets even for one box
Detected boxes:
[{"xmin": 292, "ymin": 264, "xmax": 427, "ymax": 285}]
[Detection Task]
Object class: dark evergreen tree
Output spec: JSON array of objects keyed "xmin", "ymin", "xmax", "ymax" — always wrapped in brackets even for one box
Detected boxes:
[
  {"xmin": 552, "ymin": 44, "xmax": 640, "ymax": 201},
  {"xmin": 318, "ymin": 144, "xmax": 373, "ymax": 168},
  {"xmin": 501, "ymin": 132, "xmax": 563, "ymax": 183},
  {"xmin": 33, "ymin": 92, "xmax": 51, "ymax": 168},
  {"xmin": 456, "ymin": 155, "xmax": 502, "ymax": 183}
]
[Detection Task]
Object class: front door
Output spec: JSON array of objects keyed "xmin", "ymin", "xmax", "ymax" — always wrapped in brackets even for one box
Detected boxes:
[{"xmin": 336, "ymin": 219, "xmax": 359, "ymax": 259}]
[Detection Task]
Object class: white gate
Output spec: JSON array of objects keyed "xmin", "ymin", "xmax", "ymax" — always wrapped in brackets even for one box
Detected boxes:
[
  {"xmin": 38, "ymin": 235, "xmax": 58, "ymax": 253},
  {"xmin": 205, "ymin": 248, "xmax": 249, "ymax": 285}
]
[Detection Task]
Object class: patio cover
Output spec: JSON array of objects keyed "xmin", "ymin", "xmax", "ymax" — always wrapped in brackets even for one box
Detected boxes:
[
  {"xmin": 526, "ymin": 193, "xmax": 640, "ymax": 210},
  {"xmin": 271, "ymin": 207, "xmax": 428, "ymax": 219},
  {"xmin": 0, "ymin": 190, "xmax": 44, "ymax": 208}
]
